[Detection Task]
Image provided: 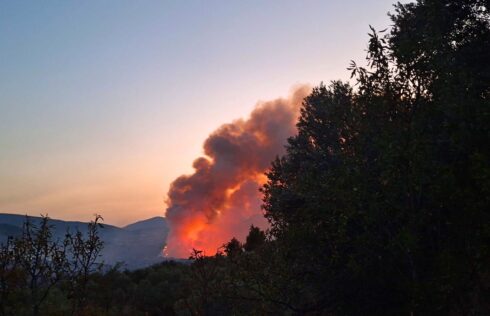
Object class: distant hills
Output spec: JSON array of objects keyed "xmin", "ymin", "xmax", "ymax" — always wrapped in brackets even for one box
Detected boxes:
[{"xmin": 0, "ymin": 213, "xmax": 169, "ymax": 269}]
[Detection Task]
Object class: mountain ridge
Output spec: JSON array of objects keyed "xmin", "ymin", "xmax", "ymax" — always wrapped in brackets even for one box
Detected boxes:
[{"xmin": 0, "ymin": 213, "xmax": 169, "ymax": 269}]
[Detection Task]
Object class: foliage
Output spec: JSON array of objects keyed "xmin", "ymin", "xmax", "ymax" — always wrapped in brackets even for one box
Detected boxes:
[
  {"xmin": 259, "ymin": 0, "xmax": 490, "ymax": 314},
  {"xmin": 0, "ymin": 215, "xmax": 104, "ymax": 316},
  {"xmin": 243, "ymin": 225, "xmax": 266, "ymax": 252}
]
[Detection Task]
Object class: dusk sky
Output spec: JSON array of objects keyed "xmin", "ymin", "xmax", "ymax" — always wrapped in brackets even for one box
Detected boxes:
[{"xmin": 1, "ymin": 0, "xmax": 399, "ymax": 226}]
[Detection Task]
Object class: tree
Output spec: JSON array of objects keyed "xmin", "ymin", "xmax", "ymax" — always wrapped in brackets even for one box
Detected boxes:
[
  {"xmin": 243, "ymin": 226, "xmax": 266, "ymax": 252},
  {"xmin": 223, "ymin": 238, "xmax": 242, "ymax": 258},
  {"xmin": 13, "ymin": 216, "xmax": 68, "ymax": 316},
  {"xmin": 0, "ymin": 237, "xmax": 18, "ymax": 316},
  {"xmin": 261, "ymin": 0, "xmax": 490, "ymax": 314},
  {"xmin": 0, "ymin": 215, "xmax": 105, "ymax": 316},
  {"xmin": 66, "ymin": 214, "xmax": 104, "ymax": 316}
]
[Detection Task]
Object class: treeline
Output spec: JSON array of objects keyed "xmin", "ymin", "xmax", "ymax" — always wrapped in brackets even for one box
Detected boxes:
[
  {"xmin": 2, "ymin": 0, "xmax": 489, "ymax": 315},
  {"xmin": 0, "ymin": 215, "xmax": 104, "ymax": 316},
  {"xmin": 1, "ymin": 221, "xmax": 267, "ymax": 315}
]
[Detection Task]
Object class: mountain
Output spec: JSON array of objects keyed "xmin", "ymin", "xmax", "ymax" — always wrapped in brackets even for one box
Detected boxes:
[
  {"xmin": 0, "ymin": 213, "xmax": 169, "ymax": 269},
  {"xmin": 124, "ymin": 216, "xmax": 167, "ymax": 231}
]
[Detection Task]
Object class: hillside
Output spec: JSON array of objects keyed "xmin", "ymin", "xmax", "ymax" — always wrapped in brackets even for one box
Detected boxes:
[{"xmin": 0, "ymin": 213, "xmax": 169, "ymax": 269}]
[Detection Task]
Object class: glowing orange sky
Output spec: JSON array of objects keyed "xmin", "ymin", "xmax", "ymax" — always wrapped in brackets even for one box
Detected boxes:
[{"xmin": 164, "ymin": 87, "xmax": 308, "ymax": 257}]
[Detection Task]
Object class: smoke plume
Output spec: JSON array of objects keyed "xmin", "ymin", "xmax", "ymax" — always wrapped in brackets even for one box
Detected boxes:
[{"xmin": 165, "ymin": 86, "xmax": 310, "ymax": 257}]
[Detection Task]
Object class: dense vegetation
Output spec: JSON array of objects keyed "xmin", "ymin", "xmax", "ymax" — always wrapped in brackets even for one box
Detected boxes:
[
  {"xmin": 0, "ymin": 215, "xmax": 104, "ymax": 316},
  {"xmin": 1, "ymin": 0, "xmax": 489, "ymax": 314}
]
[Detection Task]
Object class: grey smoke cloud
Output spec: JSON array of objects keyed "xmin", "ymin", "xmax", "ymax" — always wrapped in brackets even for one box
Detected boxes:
[{"xmin": 165, "ymin": 86, "xmax": 311, "ymax": 257}]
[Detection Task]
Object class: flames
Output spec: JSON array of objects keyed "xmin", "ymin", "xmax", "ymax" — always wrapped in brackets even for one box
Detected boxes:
[{"xmin": 164, "ymin": 86, "xmax": 310, "ymax": 257}]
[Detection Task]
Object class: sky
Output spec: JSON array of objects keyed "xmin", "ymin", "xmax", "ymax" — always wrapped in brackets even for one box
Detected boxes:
[{"xmin": 0, "ymin": 0, "xmax": 401, "ymax": 226}]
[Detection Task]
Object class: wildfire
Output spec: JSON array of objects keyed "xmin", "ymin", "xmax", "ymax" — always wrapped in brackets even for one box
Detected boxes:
[{"xmin": 164, "ymin": 86, "xmax": 311, "ymax": 258}]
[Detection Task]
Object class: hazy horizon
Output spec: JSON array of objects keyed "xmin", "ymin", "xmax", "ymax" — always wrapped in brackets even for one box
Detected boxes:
[{"xmin": 1, "ymin": 0, "xmax": 400, "ymax": 226}]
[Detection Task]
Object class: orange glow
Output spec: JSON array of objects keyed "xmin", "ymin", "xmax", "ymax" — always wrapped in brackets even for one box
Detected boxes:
[
  {"xmin": 164, "ymin": 86, "xmax": 311, "ymax": 258},
  {"xmin": 165, "ymin": 175, "xmax": 272, "ymax": 257}
]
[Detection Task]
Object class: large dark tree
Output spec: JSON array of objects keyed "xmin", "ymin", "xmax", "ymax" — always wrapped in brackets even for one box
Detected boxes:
[{"xmin": 262, "ymin": 0, "xmax": 489, "ymax": 314}]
